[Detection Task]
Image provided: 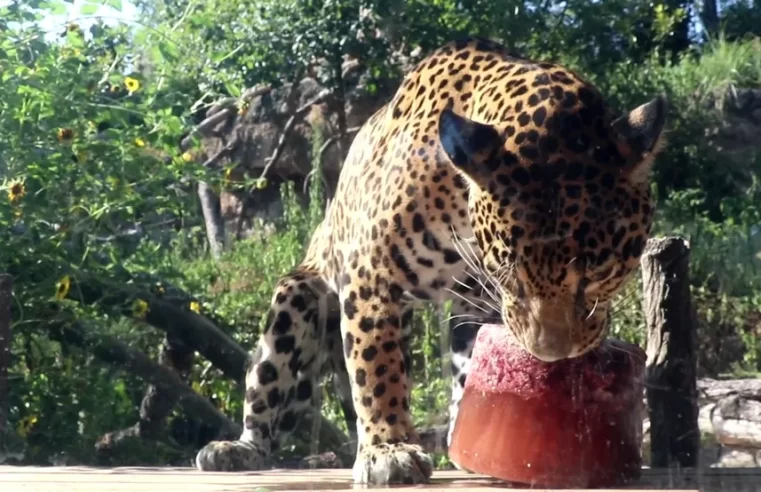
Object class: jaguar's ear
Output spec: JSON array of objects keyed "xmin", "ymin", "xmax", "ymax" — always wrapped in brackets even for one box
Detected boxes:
[
  {"xmin": 438, "ymin": 108, "xmax": 503, "ymax": 189},
  {"xmin": 612, "ymin": 95, "xmax": 668, "ymax": 184}
]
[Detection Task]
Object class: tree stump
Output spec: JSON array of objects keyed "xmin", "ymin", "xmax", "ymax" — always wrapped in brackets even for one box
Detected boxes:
[{"xmin": 641, "ymin": 237, "xmax": 700, "ymax": 468}]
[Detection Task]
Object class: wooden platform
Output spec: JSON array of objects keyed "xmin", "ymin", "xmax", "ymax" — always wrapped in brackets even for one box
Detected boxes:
[{"xmin": 1, "ymin": 467, "xmax": 761, "ymax": 492}]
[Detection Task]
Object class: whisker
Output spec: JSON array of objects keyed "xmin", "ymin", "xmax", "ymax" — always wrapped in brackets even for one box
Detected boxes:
[
  {"xmin": 450, "ymin": 235, "xmax": 502, "ymax": 305},
  {"xmin": 603, "ymin": 342, "xmax": 641, "ymax": 359},
  {"xmin": 443, "ymin": 313, "xmax": 479, "ymax": 324},
  {"xmin": 452, "ymin": 319, "xmax": 489, "ymax": 331},
  {"xmin": 461, "ymin": 234, "xmax": 505, "ymax": 293},
  {"xmin": 609, "ymin": 291, "xmax": 641, "ymax": 317},
  {"xmin": 451, "ymin": 271, "xmax": 500, "ymax": 307},
  {"xmin": 607, "ymin": 285, "xmax": 642, "ymax": 315},
  {"xmin": 464, "ymin": 271, "xmax": 501, "ymax": 305},
  {"xmin": 450, "ymin": 233, "xmax": 483, "ymax": 275},
  {"xmin": 444, "ymin": 288, "xmax": 491, "ymax": 314},
  {"xmin": 466, "ymin": 239, "xmax": 513, "ymax": 300},
  {"xmin": 452, "ymin": 276, "xmax": 474, "ymax": 291},
  {"xmin": 449, "ymin": 236, "xmax": 481, "ymax": 278},
  {"xmin": 448, "ymin": 225, "xmax": 516, "ymax": 317},
  {"xmin": 586, "ymin": 297, "xmax": 600, "ymax": 320},
  {"xmin": 611, "ymin": 292, "xmax": 639, "ymax": 310}
]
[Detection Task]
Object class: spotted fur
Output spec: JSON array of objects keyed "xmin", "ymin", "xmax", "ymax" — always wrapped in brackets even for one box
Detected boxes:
[{"xmin": 195, "ymin": 37, "xmax": 667, "ymax": 484}]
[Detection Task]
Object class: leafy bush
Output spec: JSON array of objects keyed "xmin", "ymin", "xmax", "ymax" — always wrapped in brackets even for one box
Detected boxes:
[{"xmin": 598, "ymin": 36, "xmax": 761, "ymax": 373}]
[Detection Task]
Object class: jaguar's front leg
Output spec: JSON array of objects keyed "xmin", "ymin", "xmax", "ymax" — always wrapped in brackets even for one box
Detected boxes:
[{"xmin": 340, "ymin": 274, "xmax": 433, "ymax": 485}]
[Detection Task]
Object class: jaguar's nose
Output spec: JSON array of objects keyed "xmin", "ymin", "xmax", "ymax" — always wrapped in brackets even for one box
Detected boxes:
[{"xmin": 523, "ymin": 298, "xmax": 575, "ymax": 362}]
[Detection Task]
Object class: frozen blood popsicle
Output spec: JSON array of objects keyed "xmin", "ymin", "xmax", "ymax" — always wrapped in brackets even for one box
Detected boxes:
[{"xmin": 448, "ymin": 324, "xmax": 646, "ymax": 488}]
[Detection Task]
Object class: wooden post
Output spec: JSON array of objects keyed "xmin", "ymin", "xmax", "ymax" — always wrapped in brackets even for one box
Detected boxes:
[
  {"xmin": 640, "ymin": 237, "xmax": 700, "ymax": 468},
  {"xmin": 0, "ymin": 274, "xmax": 12, "ymax": 436}
]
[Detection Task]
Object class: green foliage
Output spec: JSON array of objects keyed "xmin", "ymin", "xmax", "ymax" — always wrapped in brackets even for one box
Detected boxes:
[
  {"xmin": 721, "ymin": 1, "xmax": 761, "ymax": 41},
  {"xmin": 0, "ymin": 0, "xmax": 210, "ymax": 463}
]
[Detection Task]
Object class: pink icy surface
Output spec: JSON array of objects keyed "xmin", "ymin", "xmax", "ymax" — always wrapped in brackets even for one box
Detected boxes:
[{"xmin": 465, "ymin": 324, "xmax": 646, "ymax": 411}]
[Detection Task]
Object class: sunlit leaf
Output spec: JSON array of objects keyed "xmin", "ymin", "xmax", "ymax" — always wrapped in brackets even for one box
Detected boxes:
[
  {"xmin": 157, "ymin": 40, "xmax": 180, "ymax": 63},
  {"xmin": 104, "ymin": 0, "xmax": 122, "ymax": 11},
  {"xmin": 40, "ymin": 0, "xmax": 68, "ymax": 15}
]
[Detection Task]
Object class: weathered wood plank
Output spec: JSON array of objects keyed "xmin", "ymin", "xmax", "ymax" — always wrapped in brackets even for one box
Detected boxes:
[
  {"xmin": 2, "ymin": 467, "xmax": 761, "ymax": 492},
  {"xmin": 641, "ymin": 237, "xmax": 700, "ymax": 468}
]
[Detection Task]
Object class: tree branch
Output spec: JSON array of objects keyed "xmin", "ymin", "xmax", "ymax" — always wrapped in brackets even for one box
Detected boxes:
[
  {"xmin": 65, "ymin": 275, "xmax": 250, "ymax": 382},
  {"xmin": 62, "ymin": 275, "xmax": 352, "ymax": 459},
  {"xmin": 181, "ymin": 86, "xmax": 272, "ymax": 152},
  {"xmin": 47, "ymin": 317, "xmax": 354, "ymax": 466},
  {"xmin": 96, "ymin": 332, "xmax": 195, "ymax": 453},
  {"xmin": 317, "ymin": 126, "xmax": 361, "ymax": 161},
  {"xmin": 198, "ymin": 181, "xmax": 226, "ymax": 259},
  {"xmin": 47, "ymin": 319, "xmax": 242, "ymax": 440},
  {"xmin": 259, "ymin": 89, "xmax": 332, "ymax": 182}
]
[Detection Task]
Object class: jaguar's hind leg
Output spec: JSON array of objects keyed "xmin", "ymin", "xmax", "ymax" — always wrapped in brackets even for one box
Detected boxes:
[{"xmin": 195, "ymin": 266, "xmax": 337, "ymax": 471}]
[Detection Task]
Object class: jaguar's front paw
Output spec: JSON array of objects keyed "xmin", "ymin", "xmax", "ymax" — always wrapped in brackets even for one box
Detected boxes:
[
  {"xmin": 352, "ymin": 443, "xmax": 434, "ymax": 484},
  {"xmin": 195, "ymin": 440, "xmax": 265, "ymax": 472}
]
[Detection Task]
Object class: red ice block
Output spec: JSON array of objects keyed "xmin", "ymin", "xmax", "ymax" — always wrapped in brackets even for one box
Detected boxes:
[{"xmin": 448, "ymin": 324, "xmax": 646, "ymax": 488}]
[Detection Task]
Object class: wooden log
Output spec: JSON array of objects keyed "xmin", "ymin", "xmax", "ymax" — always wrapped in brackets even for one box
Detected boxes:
[
  {"xmin": 641, "ymin": 237, "xmax": 700, "ymax": 468},
  {"xmin": 63, "ymin": 276, "xmax": 357, "ymax": 459},
  {"xmin": 0, "ymin": 274, "xmax": 11, "ymax": 436},
  {"xmin": 47, "ymin": 319, "xmax": 352, "ymax": 464},
  {"xmin": 698, "ymin": 378, "xmax": 761, "ymax": 404},
  {"xmin": 711, "ymin": 395, "xmax": 761, "ymax": 449},
  {"xmin": 48, "ymin": 320, "xmax": 242, "ymax": 441},
  {"xmin": 66, "ymin": 276, "xmax": 251, "ymax": 382},
  {"xmin": 96, "ymin": 332, "xmax": 196, "ymax": 454}
]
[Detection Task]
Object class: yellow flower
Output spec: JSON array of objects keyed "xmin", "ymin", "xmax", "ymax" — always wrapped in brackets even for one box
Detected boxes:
[
  {"xmin": 181, "ymin": 152, "xmax": 193, "ymax": 162},
  {"xmin": 7, "ymin": 178, "xmax": 26, "ymax": 203},
  {"xmin": 134, "ymin": 137, "xmax": 146, "ymax": 148},
  {"xmin": 132, "ymin": 299, "xmax": 149, "ymax": 318},
  {"xmin": 56, "ymin": 127, "xmax": 74, "ymax": 143},
  {"xmin": 189, "ymin": 301, "xmax": 201, "ymax": 314},
  {"xmin": 223, "ymin": 168, "xmax": 234, "ymax": 187},
  {"xmin": 124, "ymin": 77, "xmax": 140, "ymax": 94},
  {"xmin": 55, "ymin": 276, "xmax": 71, "ymax": 301},
  {"xmin": 18, "ymin": 415, "xmax": 38, "ymax": 438}
]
